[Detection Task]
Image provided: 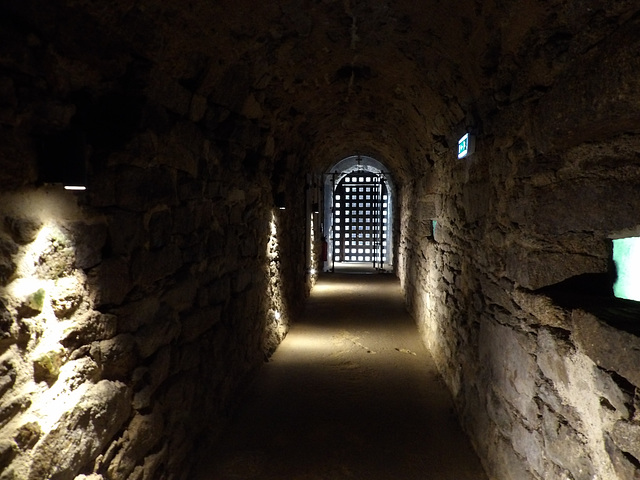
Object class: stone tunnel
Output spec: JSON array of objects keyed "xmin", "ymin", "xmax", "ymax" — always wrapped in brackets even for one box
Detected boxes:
[{"xmin": 2, "ymin": 0, "xmax": 640, "ymax": 478}]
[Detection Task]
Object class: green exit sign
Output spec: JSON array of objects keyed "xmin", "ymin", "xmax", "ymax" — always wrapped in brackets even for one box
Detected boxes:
[{"xmin": 457, "ymin": 133, "xmax": 475, "ymax": 159}]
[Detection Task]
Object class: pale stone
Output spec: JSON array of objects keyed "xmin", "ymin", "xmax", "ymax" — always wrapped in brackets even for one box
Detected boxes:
[
  {"xmin": 105, "ymin": 408, "xmax": 164, "ymax": 479},
  {"xmin": 478, "ymin": 320, "xmax": 539, "ymax": 425},
  {"xmin": 572, "ymin": 310, "xmax": 640, "ymax": 387},
  {"xmin": 51, "ymin": 276, "xmax": 84, "ymax": 318},
  {"xmin": 511, "ymin": 422, "xmax": 545, "ymax": 476},
  {"xmin": 611, "ymin": 421, "xmax": 640, "ymax": 462},
  {"xmin": 4, "ymin": 217, "xmax": 42, "ymax": 245},
  {"xmin": 28, "ymin": 381, "xmax": 131, "ymax": 480},
  {"xmin": 541, "ymin": 406, "xmax": 594, "ymax": 480}
]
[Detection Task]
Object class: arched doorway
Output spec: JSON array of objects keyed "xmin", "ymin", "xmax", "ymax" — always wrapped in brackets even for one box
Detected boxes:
[{"xmin": 323, "ymin": 155, "xmax": 394, "ymax": 272}]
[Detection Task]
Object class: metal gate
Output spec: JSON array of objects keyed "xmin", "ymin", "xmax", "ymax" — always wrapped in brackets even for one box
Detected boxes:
[{"xmin": 333, "ymin": 172, "xmax": 388, "ymax": 267}]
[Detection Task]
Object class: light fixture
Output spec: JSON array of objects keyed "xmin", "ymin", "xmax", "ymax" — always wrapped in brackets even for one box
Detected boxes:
[
  {"xmin": 38, "ymin": 129, "xmax": 87, "ymax": 191},
  {"xmin": 275, "ymin": 192, "xmax": 286, "ymax": 210}
]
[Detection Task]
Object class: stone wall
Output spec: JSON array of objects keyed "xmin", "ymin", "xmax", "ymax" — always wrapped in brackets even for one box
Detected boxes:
[
  {"xmin": 0, "ymin": 14, "xmax": 309, "ymax": 480},
  {"xmin": 399, "ymin": 17, "xmax": 640, "ymax": 480}
]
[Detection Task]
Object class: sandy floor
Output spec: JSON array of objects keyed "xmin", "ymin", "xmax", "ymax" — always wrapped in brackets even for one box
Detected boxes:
[{"xmin": 195, "ymin": 271, "xmax": 488, "ymax": 480}]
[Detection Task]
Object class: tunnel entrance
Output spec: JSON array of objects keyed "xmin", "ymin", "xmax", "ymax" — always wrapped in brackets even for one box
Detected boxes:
[{"xmin": 323, "ymin": 155, "xmax": 394, "ymax": 273}]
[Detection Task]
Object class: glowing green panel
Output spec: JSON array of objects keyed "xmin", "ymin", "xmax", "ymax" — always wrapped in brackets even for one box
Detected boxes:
[{"xmin": 613, "ymin": 237, "xmax": 640, "ymax": 301}]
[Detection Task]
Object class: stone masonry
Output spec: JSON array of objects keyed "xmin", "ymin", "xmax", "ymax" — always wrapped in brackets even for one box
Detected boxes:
[{"xmin": 3, "ymin": 1, "xmax": 640, "ymax": 479}]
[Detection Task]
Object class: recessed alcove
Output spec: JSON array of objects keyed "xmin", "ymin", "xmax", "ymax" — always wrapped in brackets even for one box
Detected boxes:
[{"xmin": 538, "ymin": 268, "xmax": 640, "ymax": 337}]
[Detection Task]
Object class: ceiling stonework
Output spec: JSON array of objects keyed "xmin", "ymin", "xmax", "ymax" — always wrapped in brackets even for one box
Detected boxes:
[{"xmin": 3, "ymin": 0, "xmax": 640, "ymax": 182}]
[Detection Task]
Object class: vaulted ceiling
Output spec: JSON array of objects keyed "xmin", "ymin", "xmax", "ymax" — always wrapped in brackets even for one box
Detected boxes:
[{"xmin": 5, "ymin": 0, "xmax": 640, "ymax": 183}]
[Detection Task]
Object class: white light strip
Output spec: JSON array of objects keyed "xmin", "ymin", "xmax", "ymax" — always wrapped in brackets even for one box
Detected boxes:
[{"xmin": 64, "ymin": 185, "xmax": 86, "ymax": 191}]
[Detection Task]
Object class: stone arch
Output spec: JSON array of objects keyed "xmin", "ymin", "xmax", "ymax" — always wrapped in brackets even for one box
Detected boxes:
[{"xmin": 323, "ymin": 155, "xmax": 395, "ymax": 271}]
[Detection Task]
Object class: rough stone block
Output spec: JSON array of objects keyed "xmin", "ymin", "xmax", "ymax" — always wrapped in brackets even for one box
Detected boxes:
[
  {"xmin": 593, "ymin": 368, "xmax": 629, "ymax": 419},
  {"xmin": 0, "ymin": 360, "xmax": 16, "ymax": 398},
  {"xmin": 542, "ymin": 406, "xmax": 594, "ymax": 480},
  {"xmin": 106, "ymin": 210, "xmax": 144, "ymax": 257},
  {"xmin": 189, "ymin": 94, "xmax": 207, "ymax": 123},
  {"xmin": 241, "ymin": 93, "xmax": 263, "ymax": 119},
  {"xmin": 0, "ymin": 299, "xmax": 13, "ymax": 351},
  {"xmin": 148, "ymin": 209, "xmax": 172, "ymax": 250},
  {"xmin": 71, "ymin": 222, "xmax": 108, "ymax": 270},
  {"xmin": 62, "ymin": 312, "xmax": 118, "ymax": 349},
  {"xmin": 33, "ymin": 347, "xmax": 65, "ymax": 383},
  {"xmin": 605, "ymin": 433, "xmax": 640, "ymax": 480},
  {"xmin": 0, "ymin": 234, "xmax": 18, "ymax": 285},
  {"xmin": 28, "ymin": 380, "xmax": 131, "ymax": 480},
  {"xmin": 536, "ymin": 381, "xmax": 582, "ymax": 430},
  {"xmin": 51, "ymin": 276, "xmax": 84, "ymax": 319},
  {"xmin": 16, "ymin": 288, "xmax": 45, "ymax": 318},
  {"xmin": 34, "ymin": 226, "xmax": 76, "ymax": 280},
  {"xmin": 0, "ymin": 395, "xmax": 31, "ymax": 428},
  {"xmin": 115, "ymin": 297, "xmax": 160, "ymax": 333},
  {"xmin": 88, "ymin": 257, "xmax": 131, "ymax": 307},
  {"xmin": 506, "ymin": 247, "xmax": 606, "ymax": 290},
  {"xmin": 511, "ymin": 422, "xmax": 545, "ymax": 476},
  {"xmin": 131, "ymin": 245, "xmax": 183, "ymax": 286},
  {"xmin": 479, "ymin": 319, "xmax": 539, "ymax": 424},
  {"xmin": 0, "ymin": 439, "xmax": 16, "ymax": 473},
  {"xmin": 132, "ymin": 346, "xmax": 171, "ymax": 411},
  {"xmin": 231, "ymin": 271, "xmax": 253, "ymax": 294},
  {"xmin": 90, "ymin": 334, "xmax": 137, "ymax": 379},
  {"xmin": 105, "ymin": 408, "xmax": 164, "ymax": 479},
  {"xmin": 3, "ymin": 216, "xmax": 42, "ymax": 245},
  {"xmin": 14, "ymin": 421, "xmax": 42, "ymax": 450},
  {"xmin": 611, "ymin": 421, "xmax": 640, "ymax": 462},
  {"xmin": 512, "ymin": 289, "xmax": 570, "ymax": 330},
  {"xmin": 146, "ymin": 74, "xmax": 191, "ymax": 117},
  {"xmin": 174, "ymin": 342, "xmax": 201, "ymax": 372},
  {"xmin": 572, "ymin": 310, "xmax": 640, "ymax": 387},
  {"xmin": 536, "ymin": 328, "xmax": 572, "ymax": 389},
  {"xmin": 138, "ymin": 443, "xmax": 168, "ymax": 480},
  {"xmin": 158, "ymin": 122, "xmax": 203, "ymax": 177},
  {"xmin": 490, "ymin": 434, "xmax": 537, "ymax": 480},
  {"xmin": 485, "ymin": 388, "xmax": 512, "ymax": 435},
  {"xmin": 162, "ymin": 276, "xmax": 198, "ymax": 313},
  {"xmin": 180, "ymin": 306, "xmax": 221, "ymax": 343},
  {"xmin": 93, "ymin": 167, "xmax": 177, "ymax": 212}
]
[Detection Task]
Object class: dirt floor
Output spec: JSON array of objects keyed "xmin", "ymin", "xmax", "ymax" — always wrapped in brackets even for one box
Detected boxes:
[{"xmin": 195, "ymin": 269, "xmax": 488, "ymax": 480}]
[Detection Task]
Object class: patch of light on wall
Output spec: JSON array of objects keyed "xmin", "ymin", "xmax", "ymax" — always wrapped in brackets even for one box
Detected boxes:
[
  {"xmin": 613, "ymin": 237, "xmax": 640, "ymax": 301},
  {"xmin": 267, "ymin": 211, "xmax": 288, "ymax": 341},
  {"xmin": 26, "ymin": 361, "xmax": 92, "ymax": 434},
  {"xmin": 4, "ymin": 211, "xmax": 93, "ymax": 434},
  {"xmin": 308, "ymin": 212, "xmax": 318, "ymax": 282}
]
